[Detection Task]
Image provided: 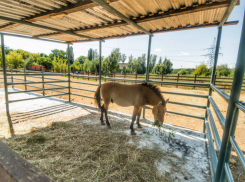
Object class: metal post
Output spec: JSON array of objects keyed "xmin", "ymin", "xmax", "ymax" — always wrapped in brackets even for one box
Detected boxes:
[
  {"xmin": 99, "ymin": 41, "xmax": 102, "ymax": 86},
  {"xmin": 204, "ymin": 26, "xmax": 222, "ymax": 133},
  {"xmin": 145, "ymin": 35, "xmax": 152, "ymax": 82},
  {"xmin": 215, "ymin": 12, "xmax": 245, "ymax": 182},
  {"xmin": 144, "ymin": 35, "xmax": 153, "ymax": 118},
  {"xmin": 67, "ymin": 44, "xmax": 71, "ymax": 102},
  {"xmin": 1, "ymin": 34, "xmax": 14, "ymax": 136},
  {"xmin": 10, "ymin": 65, "xmax": 13, "ymax": 89},
  {"xmin": 24, "ymin": 65, "xmax": 27, "ymax": 90},
  {"xmin": 41, "ymin": 66, "xmax": 45, "ymax": 96}
]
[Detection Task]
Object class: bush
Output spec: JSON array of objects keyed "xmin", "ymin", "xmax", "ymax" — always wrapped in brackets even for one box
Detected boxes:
[
  {"xmin": 178, "ymin": 69, "xmax": 187, "ymax": 75},
  {"xmin": 121, "ymin": 66, "xmax": 131, "ymax": 74},
  {"xmin": 216, "ymin": 64, "xmax": 230, "ymax": 77},
  {"xmin": 194, "ymin": 63, "xmax": 211, "ymax": 76}
]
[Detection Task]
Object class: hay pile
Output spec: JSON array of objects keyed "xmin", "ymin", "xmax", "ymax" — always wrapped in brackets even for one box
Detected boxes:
[{"xmin": 3, "ymin": 120, "xmax": 174, "ymax": 182}]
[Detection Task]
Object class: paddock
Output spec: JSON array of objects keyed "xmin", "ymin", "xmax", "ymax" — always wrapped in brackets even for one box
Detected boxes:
[{"xmin": 0, "ymin": 0, "xmax": 245, "ymax": 182}]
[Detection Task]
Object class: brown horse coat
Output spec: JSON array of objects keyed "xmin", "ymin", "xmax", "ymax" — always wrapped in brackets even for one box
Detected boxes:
[{"xmin": 95, "ymin": 82, "xmax": 168, "ymax": 133}]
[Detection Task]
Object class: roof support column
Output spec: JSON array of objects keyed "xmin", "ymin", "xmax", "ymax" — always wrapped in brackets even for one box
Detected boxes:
[
  {"xmin": 204, "ymin": 26, "xmax": 222, "ymax": 133},
  {"xmin": 143, "ymin": 35, "xmax": 152, "ymax": 119},
  {"xmin": 215, "ymin": 10, "xmax": 245, "ymax": 182},
  {"xmin": 1, "ymin": 34, "xmax": 15, "ymax": 136},
  {"xmin": 67, "ymin": 43, "xmax": 71, "ymax": 102},
  {"xmin": 99, "ymin": 41, "xmax": 102, "ymax": 86}
]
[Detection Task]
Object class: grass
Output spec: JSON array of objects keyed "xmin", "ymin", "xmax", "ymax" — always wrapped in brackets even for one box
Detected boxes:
[{"xmin": 2, "ymin": 120, "xmax": 175, "ymax": 182}]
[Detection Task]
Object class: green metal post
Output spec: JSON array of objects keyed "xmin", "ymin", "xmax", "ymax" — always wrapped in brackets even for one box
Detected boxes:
[
  {"xmin": 204, "ymin": 26, "xmax": 222, "ymax": 133},
  {"xmin": 1, "ymin": 34, "xmax": 14, "ymax": 136},
  {"xmin": 24, "ymin": 65, "xmax": 27, "ymax": 90},
  {"xmin": 10, "ymin": 65, "xmax": 13, "ymax": 89},
  {"xmin": 143, "ymin": 35, "xmax": 152, "ymax": 119},
  {"xmin": 145, "ymin": 35, "xmax": 152, "ymax": 82},
  {"xmin": 215, "ymin": 11, "xmax": 245, "ymax": 182},
  {"xmin": 42, "ymin": 66, "xmax": 45, "ymax": 96},
  {"xmin": 67, "ymin": 44, "xmax": 71, "ymax": 102},
  {"xmin": 99, "ymin": 41, "xmax": 102, "ymax": 86}
]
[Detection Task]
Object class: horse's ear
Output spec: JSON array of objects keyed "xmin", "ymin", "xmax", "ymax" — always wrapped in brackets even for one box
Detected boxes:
[
  {"xmin": 165, "ymin": 98, "xmax": 169, "ymax": 104},
  {"xmin": 158, "ymin": 101, "xmax": 162, "ymax": 105}
]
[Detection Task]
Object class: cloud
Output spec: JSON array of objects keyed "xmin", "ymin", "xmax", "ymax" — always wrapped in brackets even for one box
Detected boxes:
[
  {"xmin": 154, "ymin": 48, "xmax": 162, "ymax": 52},
  {"xmin": 179, "ymin": 51, "xmax": 190, "ymax": 56}
]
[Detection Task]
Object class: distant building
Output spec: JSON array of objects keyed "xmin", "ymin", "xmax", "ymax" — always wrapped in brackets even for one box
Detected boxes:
[
  {"xmin": 119, "ymin": 63, "xmax": 128, "ymax": 73},
  {"xmin": 26, "ymin": 65, "xmax": 46, "ymax": 71}
]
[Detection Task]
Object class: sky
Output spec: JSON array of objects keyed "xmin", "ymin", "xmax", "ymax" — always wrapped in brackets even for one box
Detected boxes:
[{"xmin": 2, "ymin": 1, "xmax": 245, "ymax": 69}]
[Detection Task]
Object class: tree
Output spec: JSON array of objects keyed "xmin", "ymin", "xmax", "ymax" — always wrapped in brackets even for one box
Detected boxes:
[
  {"xmin": 25, "ymin": 56, "xmax": 35, "ymax": 66},
  {"xmin": 66, "ymin": 46, "xmax": 74, "ymax": 64},
  {"xmin": 83, "ymin": 58, "xmax": 93, "ymax": 72},
  {"xmin": 216, "ymin": 64, "xmax": 230, "ymax": 76},
  {"xmin": 121, "ymin": 66, "xmax": 131, "ymax": 74},
  {"xmin": 121, "ymin": 54, "xmax": 127, "ymax": 63},
  {"xmin": 194, "ymin": 63, "xmax": 211, "ymax": 76},
  {"xmin": 102, "ymin": 55, "xmax": 120, "ymax": 73},
  {"xmin": 6, "ymin": 51, "xmax": 24, "ymax": 69},
  {"xmin": 152, "ymin": 64, "xmax": 167, "ymax": 75},
  {"xmin": 49, "ymin": 49, "xmax": 66, "ymax": 61},
  {"xmin": 36, "ymin": 57, "xmax": 52, "ymax": 70},
  {"xmin": 158, "ymin": 57, "xmax": 162, "ymax": 65},
  {"xmin": 178, "ymin": 69, "xmax": 187, "ymax": 75},
  {"xmin": 76, "ymin": 55, "xmax": 86, "ymax": 65},
  {"xmin": 111, "ymin": 48, "xmax": 122, "ymax": 62},
  {"xmin": 88, "ymin": 48, "xmax": 93, "ymax": 61},
  {"xmin": 163, "ymin": 58, "xmax": 173, "ymax": 74}
]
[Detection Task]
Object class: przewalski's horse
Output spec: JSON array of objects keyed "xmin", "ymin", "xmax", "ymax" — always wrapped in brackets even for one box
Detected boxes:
[{"xmin": 94, "ymin": 82, "xmax": 169, "ymax": 134}]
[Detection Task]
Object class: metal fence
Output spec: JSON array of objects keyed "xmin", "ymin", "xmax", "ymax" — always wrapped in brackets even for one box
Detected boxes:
[{"xmin": 1, "ymin": 11, "xmax": 245, "ymax": 182}]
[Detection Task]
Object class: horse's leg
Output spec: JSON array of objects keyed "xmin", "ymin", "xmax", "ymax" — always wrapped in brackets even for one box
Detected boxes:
[
  {"xmin": 104, "ymin": 103, "xmax": 111, "ymax": 127},
  {"xmin": 130, "ymin": 107, "xmax": 139, "ymax": 134},
  {"xmin": 100, "ymin": 104, "xmax": 105, "ymax": 125},
  {"xmin": 136, "ymin": 108, "xmax": 142, "ymax": 128}
]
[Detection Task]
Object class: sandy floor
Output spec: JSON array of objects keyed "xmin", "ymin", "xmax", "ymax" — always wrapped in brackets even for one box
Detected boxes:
[{"xmin": 0, "ymin": 88, "xmax": 210, "ymax": 181}]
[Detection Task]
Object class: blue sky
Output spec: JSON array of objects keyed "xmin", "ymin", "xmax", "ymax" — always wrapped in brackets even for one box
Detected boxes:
[{"xmin": 3, "ymin": 1, "xmax": 245, "ymax": 69}]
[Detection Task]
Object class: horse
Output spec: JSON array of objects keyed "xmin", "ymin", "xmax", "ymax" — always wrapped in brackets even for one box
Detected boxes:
[{"xmin": 94, "ymin": 82, "xmax": 169, "ymax": 134}]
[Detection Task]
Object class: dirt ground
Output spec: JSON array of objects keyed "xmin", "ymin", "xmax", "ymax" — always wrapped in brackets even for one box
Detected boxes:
[{"xmin": 0, "ymin": 74, "xmax": 245, "ymax": 181}]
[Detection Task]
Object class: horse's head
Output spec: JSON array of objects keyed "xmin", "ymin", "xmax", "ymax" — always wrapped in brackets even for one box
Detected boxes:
[{"xmin": 152, "ymin": 99, "xmax": 169, "ymax": 127}]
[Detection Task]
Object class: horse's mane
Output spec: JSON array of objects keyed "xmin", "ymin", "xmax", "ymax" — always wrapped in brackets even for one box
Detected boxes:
[{"xmin": 141, "ymin": 82, "xmax": 165, "ymax": 105}]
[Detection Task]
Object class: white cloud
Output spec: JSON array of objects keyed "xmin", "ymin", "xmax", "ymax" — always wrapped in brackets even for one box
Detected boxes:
[
  {"xmin": 179, "ymin": 51, "xmax": 190, "ymax": 56},
  {"xmin": 154, "ymin": 48, "xmax": 162, "ymax": 52}
]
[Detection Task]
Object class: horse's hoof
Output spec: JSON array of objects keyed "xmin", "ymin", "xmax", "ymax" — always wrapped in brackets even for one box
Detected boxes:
[
  {"xmin": 101, "ymin": 122, "xmax": 105, "ymax": 125},
  {"xmin": 137, "ymin": 124, "xmax": 142, "ymax": 128},
  {"xmin": 131, "ymin": 131, "xmax": 136, "ymax": 135},
  {"xmin": 107, "ymin": 125, "xmax": 111, "ymax": 129}
]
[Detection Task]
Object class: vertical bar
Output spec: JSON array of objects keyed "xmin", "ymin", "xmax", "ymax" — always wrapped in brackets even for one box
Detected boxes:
[
  {"xmin": 144, "ymin": 35, "xmax": 153, "ymax": 118},
  {"xmin": 215, "ymin": 12, "xmax": 245, "ymax": 182},
  {"xmin": 176, "ymin": 73, "xmax": 179, "ymax": 88},
  {"xmin": 1, "ymin": 34, "xmax": 14, "ymax": 136},
  {"xmin": 24, "ymin": 65, "xmax": 27, "ymax": 90},
  {"xmin": 204, "ymin": 26, "xmax": 222, "ymax": 133},
  {"xmin": 145, "ymin": 35, "xmax": 152, "ymax": 82},
  {"xmin": 41, "ymin": 66, "xmax": 44, "ymax": 96},
  {"xmin": 67, "ymin": 43, "xmax": 71, "ymax": 102},
  {"xmin": 99, "ymin": 41, "xmax": 102, "ymax": 86},
  {"xmin": 10, "ymin": 65, "xmax": 13, "ymax": 89}
]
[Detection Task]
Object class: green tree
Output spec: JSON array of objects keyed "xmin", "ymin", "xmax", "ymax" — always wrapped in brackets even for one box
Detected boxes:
[
  {"xmin": 216, "ymin": 64, "xmax": 230, "ymax": 76},
  {"xmin": 153, "ymin": 64, "xmax": 167, "ymax": 75},
  {"xmin": 163, "ymin": 58, "xmax": 173, "ymax": 74},
  {"xmin": 66, "ymin": 46, "xmax": 74, "ymax": 64},
  {"xmin": 73, "ymin": 61, "xmax": 83, "ymax": 71},
  {"xmin": 88, "ymin": 48, "xmax": 93, "ymax": 61},
  {"xmin": 194, "ymin": 63, "xmax": 211, "ymax": 76},
  {"xmin": 158, "ymin": 57, "xmax": 162, "ymax": 65},
  {"xmin": 6, "ymin": 51, "xmax": 24, "ymax": 68},
  {"xmin": 121, "ymin": 66, "xmax": 131, "ymax": 74},
  {"xmin": 121, "ymin": 54, "xmax": 127, "ymax": 63},
  {"xmin": 77, "ymin": 55, "xmax": 86, "ymax": 65},
  {"xmin": 178, "ymin": 69, "xmax": 187, "ymax": 75},
  {"xmin": 49, "ymin": 49, "xmax": 66, "ymax": 61},
  {"xmin": 102, "ymin": 55, "xmax": 120, "ymax": 73},
  {"xmin": 83, "ymin": 58, "xmax": 93, "ymax": 72},
  {"xmin": 36, "ymin": 57, "xmax": 52, "ymax": 70},
  {"xmin": 111, "ymin": 48, "xmax": 122, "ymax": 62},
  {"xmin": 25, "ymin": 56, "xmax": 35, "ymax": 66}
]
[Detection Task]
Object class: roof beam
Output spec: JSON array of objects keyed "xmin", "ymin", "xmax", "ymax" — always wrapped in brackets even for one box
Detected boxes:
[
  {"xmin": 34, "ymin": 0, "xmax": 237, "ymax": 38},
  {"xmin": 219, "ymin": 0, "xmax": 239, "ymax": 27},
  {"xmin": 0, "ymin": 16, "xmax": 104, "ymax": 42},
  {"xmin": 91, "ymin": 0, "xmax": 153, "ymax": 36},
  {"xmin": 71, "ymin": 21, "xmax": 238, "ymax": 43},
  {"xmin": 0, "ymin": 0, "xmax": 119, "ymax": 31}
]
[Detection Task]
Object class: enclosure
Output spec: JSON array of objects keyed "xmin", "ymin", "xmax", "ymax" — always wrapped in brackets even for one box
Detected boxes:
[{"xmin": 0, "ymin": 0, "xmax": 245, "ymax": 182}]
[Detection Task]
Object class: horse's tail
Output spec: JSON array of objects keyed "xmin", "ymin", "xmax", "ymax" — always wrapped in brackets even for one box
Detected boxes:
[{"xmin": 94, "ymin": 85, "xmax": 101, "ymax": 109}]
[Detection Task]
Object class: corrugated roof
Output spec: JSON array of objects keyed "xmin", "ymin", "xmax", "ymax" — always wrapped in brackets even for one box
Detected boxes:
[{"xmin": 0, "ymin": 0, "xmax": 239, "ymax": 43}]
